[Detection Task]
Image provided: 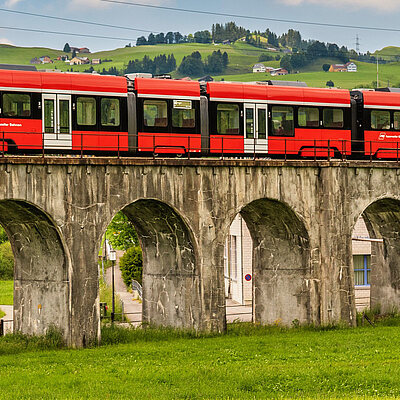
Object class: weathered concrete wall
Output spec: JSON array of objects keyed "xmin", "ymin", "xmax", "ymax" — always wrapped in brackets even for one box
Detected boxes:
[{"xmin": 0, "ymin": 158, "xmax": 400, "ymax": 346}]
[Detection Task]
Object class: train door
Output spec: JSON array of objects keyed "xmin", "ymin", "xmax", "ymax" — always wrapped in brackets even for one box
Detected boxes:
[
  {"xmin": 244, "ymin": 103, "xmax": 268, "ymax": 154},
  {"xmin": 42, "ymin": 94, "xmax": 72, "ymax": 150}
]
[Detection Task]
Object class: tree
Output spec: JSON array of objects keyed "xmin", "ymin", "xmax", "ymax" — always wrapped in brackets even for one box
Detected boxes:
[
  {"xmin": 222, "ymin": 51, "xmax": 229, "ymax": 68},
  {"xmin": 119, "ymin": 246, "xmax": 143, "ymax": 287},
  {"xmin": 147, "ymin": 33, "xmax": 156, "ymax": 45},
  {"xmin": 106, "ymin": 211, "xmax": 139, "ymax": 251},
  {"xmin": 72, "ymin": 49, "xmax": 77, "ymax": 58},
  {"xmin": 322, "ymin": 64, "xmax": 331, "ymax": 72},
  {"xmin": 178, "ymin": 52, "xmax": 204, "ymax": 76},
  {"xmin": 136, "ymin": 36, "xmax": 147, "ymax": 46},
  {"xmin": 290, "ymin": 53, "xmax": 307, "ymax": 70},
  {"xmin": 326, "ymin": 80, "xmax": 334, "ymax": 87},
  {"xmin": 280, "ymin": 55, "xmax": 292, "ymax": 72},
  {"xmin": 63, "ymin": 43, "xmax": 71, "ymax": 53}
]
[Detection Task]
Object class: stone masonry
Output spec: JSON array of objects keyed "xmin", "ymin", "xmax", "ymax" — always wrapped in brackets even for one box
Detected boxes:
[{"xmin": 1, "ymin": 157, "xmax": 399, "ymax": 347}]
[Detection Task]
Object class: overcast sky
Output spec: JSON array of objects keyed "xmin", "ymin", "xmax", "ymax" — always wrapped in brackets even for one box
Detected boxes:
[{"xmin": 1, "ymin": 0, "xmax": 400, "ymax": 53}]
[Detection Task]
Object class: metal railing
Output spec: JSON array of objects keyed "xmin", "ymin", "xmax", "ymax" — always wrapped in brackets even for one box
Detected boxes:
[
  {"xmin": 131, "ymin": 280, "xmax": 142, "ymax": 300},
  {"xmin": 2, "ymin": 130, "xmax": 400, "ymax": 162},
  {"xmin": 0, "ymin": 319, "xmax": 13, "ymax": 336}
]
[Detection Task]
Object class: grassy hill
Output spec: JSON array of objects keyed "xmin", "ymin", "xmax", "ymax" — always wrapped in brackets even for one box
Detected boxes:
[
  {"xmin": 1, "ymin": 42, "xmax": 400, "ymax": 89},
  {"xmin": 0, "ymin": 42, "xmax": 277, "ymax": 76}
]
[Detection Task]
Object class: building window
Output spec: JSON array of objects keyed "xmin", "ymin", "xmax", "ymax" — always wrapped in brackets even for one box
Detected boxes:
[
  {"xmin": 230, "ymin": 235, "xmax": 237, "ymax": 281},
  {"xmin": 394, "ymin": 112, "xmax": 400, "ymax": 130},
  {"xmin": 77, "ymin": 97, "xmax": 96, "ymax": 126},
  {"xmin": 323, "ymin": 108, "xmax": 344, "ymax": 129},
  {"xmin": 101, "ymin": 98, "xmax": 120, "ymax": 127},
  {"xmin": 371, "ymin": 110, "xmax": 390, "ymax": 130},
  {"xmin": 3, "ymin": 93, "xmax": 31, "ymax": 117},
  {"xmin": 217, "ymin": 103, "xmax": 240, "ymax": 134},
  {"xmin": 353, "ymin": 255, "xmax": 371, "ymax": 286},
  {"xmin": 143, "ymin": 100, "xmax": 168, "ymax": 127},
  {"xmin": 298, "ymin": 107, "xmax": 319, "ymax": 128},
  {"xmin": 270, "ymin": 106, "xmax": 294, "ymax": 136}
]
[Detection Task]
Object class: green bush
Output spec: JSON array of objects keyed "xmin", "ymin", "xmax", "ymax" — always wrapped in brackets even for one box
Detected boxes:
[
  {"xmin": 0, "ymin": 241, "xmax": 14, "ymax": 280},
  {"xmin": 119, "ymin": 246, "xmax": 143, "ymax": 287}
]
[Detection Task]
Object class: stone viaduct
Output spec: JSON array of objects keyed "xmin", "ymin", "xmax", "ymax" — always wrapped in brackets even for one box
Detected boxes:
[{"xmin": 1, "ymin": 156, "xmax": 400, "ymax": 347}]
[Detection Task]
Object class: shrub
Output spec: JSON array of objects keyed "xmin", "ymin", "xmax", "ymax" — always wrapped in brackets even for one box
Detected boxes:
[
  {"xmin": 0, "ymin": 241, "xmax": 13, "ymax": 280},
  {"xmin": 119, "ymin": 246, "xmax": 143, "ymax": 287}
]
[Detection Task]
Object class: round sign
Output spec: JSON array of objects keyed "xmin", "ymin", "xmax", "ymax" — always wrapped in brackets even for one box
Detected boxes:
[{"xmin": 245, "ymin": 274, "xmax": 252, "ymax": 282}]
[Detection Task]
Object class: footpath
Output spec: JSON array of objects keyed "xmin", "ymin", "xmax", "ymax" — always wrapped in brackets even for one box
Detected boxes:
[{"xmin": 104, "ymin": 250, "xmax": 142, "ymax": 326}]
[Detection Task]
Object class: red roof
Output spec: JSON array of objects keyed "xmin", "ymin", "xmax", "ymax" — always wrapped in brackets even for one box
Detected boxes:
[
  {"xmin": 0, "ymin": 70, "xmax": 127, "ymax": 94},
  {"xmin": 135, "ymin": 78, "xmax": 200, "ymax": 98}
]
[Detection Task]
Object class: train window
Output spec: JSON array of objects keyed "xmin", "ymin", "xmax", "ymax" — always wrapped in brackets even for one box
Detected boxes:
[
  {"xmin": 270, "ymin": 106, "xmax": 294, "ymax": 137},
  {"xmin": 217, "ymin": 103, "xmax": 240, "ymax": 134},
  {"xmin": 245, "ymin": 108, "xmax": 254, "ymax": 139},
  {"xmin": 77, "ymin": 97, "xmax": 96, "ymax": 126},
  {"xmin": 2, "ymin": 93, "xmax": 31, "ymax": 117},
  {"xmin": 394, "ymin": 112, "xmax": 400, "ymax": 130},
  {"xmin": 101, "ymin": 98, "xmax": 120, "ymax": 127},
  {"xmin": 172, "ymin": 100, "xmax": 196, "ymax": 128},
  {"xmin": 298, "ymin": 107, "xmax": 319, "ymax": 128},
  {"xmin": 323, "ymin": 108, "xmax": 344, "ymax": 129},
  {"xmin": 371, "ymin": 110, "xmax": 390, "ymax": 130},
  {"xmin": 144, "ymin": 100, "xmax": 168, "ymax": 127}
]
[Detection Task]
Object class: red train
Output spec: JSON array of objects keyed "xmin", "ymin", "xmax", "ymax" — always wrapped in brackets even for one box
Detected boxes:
[{"xmin": 1, "ymin": 68, "xmax": 400, "ymax": 159}]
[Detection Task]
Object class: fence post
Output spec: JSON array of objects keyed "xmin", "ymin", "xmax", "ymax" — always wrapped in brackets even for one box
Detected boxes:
[
  {"xmin": 284, "ymin": 139, "xmax": 287, "ymax": 162},
  {"xmin": 0, "ymin": 319, "xmax": 3, "ymax": 337},
  {"xmin": 221, "ymin": 136, "xmax": 224, "ymax": 160},
  {"xmin": 80, "ymin": 132, "xmax": 83, "ymax": 159},
  {"xmin": 397, "ymin": 141, "xmax": 399, "ymax": 164},
  {"xmin": 370, "ymin": 141, "xmax": 372, "ymax": 162},
  {"xmin": 328, "ymin": 140, "xmax": 331, "ymax": 161},
  {"xmin": 152, "ymin": 135, "xmax": 156, "ymax": 160},
  {"xmin": 42, "ymin": 131, "xmax": 45, "ymax": 158},
  {"xmin": 2, "ymin": 131, "xmax": 4, "ymax": 158},
  {"xmin": 117, "ymin": 133, "xmax": 120, "ymax": 159},
  {"xmin": 314, "ymin": 139, "xmax": 316, "ymax": 162}
]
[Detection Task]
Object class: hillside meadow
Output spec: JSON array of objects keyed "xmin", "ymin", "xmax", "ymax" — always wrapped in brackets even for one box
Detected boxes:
[{"xmin": 0, "ymin": 323, "xmax": 400, "ymax": 399}]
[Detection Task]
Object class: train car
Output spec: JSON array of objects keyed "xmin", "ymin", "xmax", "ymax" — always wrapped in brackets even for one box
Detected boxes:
[
  {"xmin": 0, "ymin": 69, "xmax": 128, "ymax": 153},
  {"xmin": 206, "ymin": 81, "xmax": 352, "ymax": 157},
  {"xmin": 133, "ymin": 77, "xmax": 205, "ymax": 154},
  {"xmin": 352, "ymin": 89, "xmax": 400, "ymax": 159}
]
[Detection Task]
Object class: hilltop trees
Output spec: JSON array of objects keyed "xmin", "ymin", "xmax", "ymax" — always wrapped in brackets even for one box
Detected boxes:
[
  {"xmin": 125, "ymin": 54, "xmax": 176, "ymax": 75},
  {"xmin": 178, "ymin": 50, "xmax": 229, "ymax": 76},
  {"xmin": 63, "ymin": 43, "xmax": 71, "ymax": 53}
]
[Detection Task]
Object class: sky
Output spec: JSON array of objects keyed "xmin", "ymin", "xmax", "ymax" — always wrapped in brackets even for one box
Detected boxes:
[{"xmin": 1, "ymin": 0, "xmax": 400, "ymax": 53}]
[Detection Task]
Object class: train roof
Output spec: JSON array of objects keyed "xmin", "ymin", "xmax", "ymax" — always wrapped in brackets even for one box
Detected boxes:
[
  {"xmin": 134, "ymin": 77, "xmax": 201, "ymax": 99},
  {"xmin": 362, "ymin": 90, "xmax": 400, "ymax": 109},
  {"xmin": 0, "ymin": 69, "xmax": 127, "ymax": 96},
  {"xmin": 206, "ymin": 82, "xmax": 351, "ymax": 107}
]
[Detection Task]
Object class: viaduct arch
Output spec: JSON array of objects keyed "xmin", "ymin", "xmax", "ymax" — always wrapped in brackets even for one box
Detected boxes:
[{"xmin": 0, "ymin": 158, "xmax": 399, "ymax": 346}]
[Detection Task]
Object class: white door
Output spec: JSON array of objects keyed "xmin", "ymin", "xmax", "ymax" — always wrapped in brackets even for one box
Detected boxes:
[
  {"xmin": 244, "ymin": 103, "xmax": 268, "ymax": 154},
  {"xmin": 42, "ymin": 94, "xmax": 72, "ymax": 150}
]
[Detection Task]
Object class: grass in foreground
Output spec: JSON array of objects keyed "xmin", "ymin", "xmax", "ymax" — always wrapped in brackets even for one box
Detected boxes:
[
  {"xmin": 1, "ymin": 322, "xmax": 400, "ymax": 399},
  {"xmin": 0, "ymin": 280, "xmax": 13, "ymax": 305}
]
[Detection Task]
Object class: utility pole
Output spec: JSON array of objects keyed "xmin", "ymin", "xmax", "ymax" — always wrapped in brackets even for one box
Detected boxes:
[
  {"xmin": 355, "ymin": 34, "xmax": 360, "ymax": 54},
  {"xmin": 110, "ymin": 249, "xmax": 116, "ymax": 323}
]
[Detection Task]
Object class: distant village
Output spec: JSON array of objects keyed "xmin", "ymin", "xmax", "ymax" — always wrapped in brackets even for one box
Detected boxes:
[
  {"xmin": 252, "ymin": 61, "xmax": 357, "ymax": 76},
  {"xmin": 30, "ymin": 46, "xmax": 105, "ymax": 66}
]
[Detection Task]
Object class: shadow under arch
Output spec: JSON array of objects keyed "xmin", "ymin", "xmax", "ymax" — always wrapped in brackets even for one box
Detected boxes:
[
  {"xmin": 0, "ymin": 200, "xmax": 70, "ymax": 340},
  {"xmin": 356, "ymin": 198, "xmax": 400, "ymax": 313},
  {"xmin": 237, "ymin": 198, "xmax": 312, "ymax": 325},
  {"xmin": 119, "ymin": 199, "xmax": 201, "ymax": 329}
]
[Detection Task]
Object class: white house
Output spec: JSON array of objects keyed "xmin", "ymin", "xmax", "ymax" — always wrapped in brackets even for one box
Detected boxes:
[
  {"xmin": 253, "ymin": 63, "xmax": 266, "ymax": 73},
  {"xmin": 225, "ymin": 214, "xmax": 371, "ymax": 310},
  {"xmin": 346, "ymin": 62, "xmax": 357, "ymax": 72}
]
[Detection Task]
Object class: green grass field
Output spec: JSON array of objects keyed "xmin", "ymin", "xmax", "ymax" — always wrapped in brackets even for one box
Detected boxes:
[
  {"xmin": 0, "ymin": 323, "xmax": 400, "ymax": 399},
  {"xmin": 218, "ymin": 59, "xmax": 400, "ymax": 89},
  {"xmin": 0, "ymin": 280, "xmax": 13, "ymax": 305}
]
